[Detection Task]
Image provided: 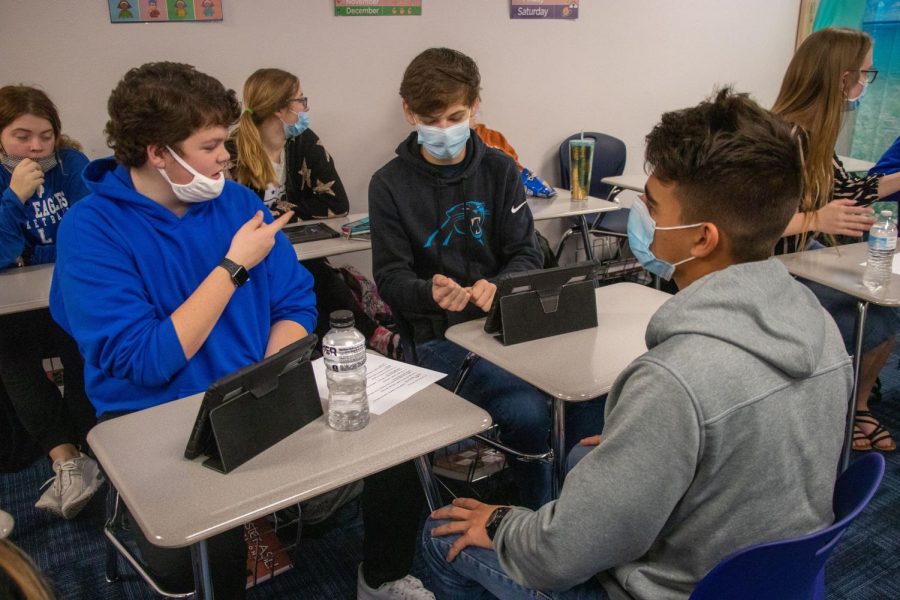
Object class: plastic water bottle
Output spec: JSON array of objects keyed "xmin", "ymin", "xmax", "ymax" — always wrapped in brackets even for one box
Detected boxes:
[
  {"xmin": 322, "ymin": 310, "xmax": 369, "ymax": 431},
  {"xmin": 863, "ymin": 210, "xmax": 897, "ymax": 292}
]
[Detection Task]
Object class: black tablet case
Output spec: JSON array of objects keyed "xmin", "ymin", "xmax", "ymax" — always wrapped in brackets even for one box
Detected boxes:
[
  {"xmin": 184, "ymin": 336, "xmax": 322, "ymax": 473},
  {"xmin": 484, "ymin": 263, "xmax": 598, "ymax": 346}
]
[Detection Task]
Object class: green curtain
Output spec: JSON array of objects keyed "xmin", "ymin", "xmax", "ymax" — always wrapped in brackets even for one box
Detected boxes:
[{"xmin": 813, "ymin": 0, "xmax": 866, "ymax": 30}]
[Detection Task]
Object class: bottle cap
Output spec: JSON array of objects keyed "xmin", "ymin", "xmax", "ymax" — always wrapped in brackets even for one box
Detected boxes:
[
  {"xmin": 329, "ymin": 309, "xmax": 355, "ymax": 328},
  {"xmin": 881, "ymin": 210, "xmax": 893, "ymax": 218}
]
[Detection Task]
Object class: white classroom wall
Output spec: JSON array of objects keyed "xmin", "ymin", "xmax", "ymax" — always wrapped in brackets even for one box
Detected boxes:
[{"xmin": 1, "ymin": 0, "xmax": 800, "ymax": 269}]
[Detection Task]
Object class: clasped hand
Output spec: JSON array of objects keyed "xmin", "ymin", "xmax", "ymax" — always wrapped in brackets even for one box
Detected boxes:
[{"xmin": 432, "ymin": 274, "xmax": 497, "ymax": 312}]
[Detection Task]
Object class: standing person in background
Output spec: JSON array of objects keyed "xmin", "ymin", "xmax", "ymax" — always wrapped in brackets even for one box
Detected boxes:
[
  {"xmin": 773, "ymin": 27, "xmax": 900, "ymax": 452},
  {"xmin": 229, "ymin": 68, "xmax": 402, "ymax": 359},
  {"xmin": 0, "ymin": 85, "xmax": 101, "ymax": 520}
]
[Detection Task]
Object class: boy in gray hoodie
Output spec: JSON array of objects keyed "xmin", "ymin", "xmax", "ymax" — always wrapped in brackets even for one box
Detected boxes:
[{"xmin": 422, "ymin": 89, "xmax": 852, "ymax": 600}]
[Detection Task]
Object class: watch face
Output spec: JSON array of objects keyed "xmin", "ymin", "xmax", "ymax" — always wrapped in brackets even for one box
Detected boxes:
[{"xmin": 233, "ymin": 266, "xmax": 249, "ymax": 287}]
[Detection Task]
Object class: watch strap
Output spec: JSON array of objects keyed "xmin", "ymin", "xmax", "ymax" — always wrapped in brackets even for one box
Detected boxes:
[
  {"xmin": 219, "ymin": 258, "xmax": 249, "ymax": 288},
  {"xmin": 486, "ymin": 506, "xmax": 512, "ymax": 541}
]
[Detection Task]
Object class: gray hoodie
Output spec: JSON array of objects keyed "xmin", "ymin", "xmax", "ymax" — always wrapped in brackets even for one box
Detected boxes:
[{"xmin": 494, "ymin": 259, "xmax": 851, "ymax": 600}]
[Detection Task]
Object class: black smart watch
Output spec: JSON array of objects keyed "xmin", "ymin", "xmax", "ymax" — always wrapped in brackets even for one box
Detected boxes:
[
  {"xmin": 219, "ymin": 258, "xmax": 249, "ymax": 288},
  {"xmin": 485, "ymin": 506, "xmax": 512, "ymax": 541}
]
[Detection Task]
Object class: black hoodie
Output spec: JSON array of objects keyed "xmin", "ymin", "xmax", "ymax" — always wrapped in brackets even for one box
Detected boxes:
[{"xmin": 369, "ymin": 131, "xmax": 542, "ymax": 342}]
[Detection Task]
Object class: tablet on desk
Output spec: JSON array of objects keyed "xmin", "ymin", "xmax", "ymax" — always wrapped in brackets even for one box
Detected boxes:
[
  {"xmin": 184, "ymin": 335, "xmax": 322, "ymax": 473},
  {"xmin": 283, "ymin": 223, "xmax": 341, "ymax": 244},
  {"xmin": 484, "ymin": 262, "xmax": 599, "ymax": 345}
]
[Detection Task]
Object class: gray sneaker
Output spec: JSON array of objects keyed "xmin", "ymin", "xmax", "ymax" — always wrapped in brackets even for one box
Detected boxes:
[
  {"xmin": 357, "ymin": 565, "xmax": 435, "ymax": 600},
  {"xmin": 35, "ymin": 453, "xmax": 104, "ymax": 519},
  {"xmin": 0, "ymin": 508, "xmax": 13, "ymax": 539}
]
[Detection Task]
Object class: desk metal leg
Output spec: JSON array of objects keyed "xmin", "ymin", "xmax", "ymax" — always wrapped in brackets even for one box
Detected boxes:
[
  {"xmin": 191, "ymin": 540, "xmax": 214, "ymax": 600},
  {"xmin": 578, "ymin": 215, "xmax": 595, "ymax": 261},
  {"xmin": 414, "ymin": 454, "xmax": 444, "ymax": 513},
  {"xmin": 551, "ymin": 398, "xmax": 566, "ymax": 498},
  {"xmin": 842, "ymin": 301, "xmax": 868, "ymax": 472}
]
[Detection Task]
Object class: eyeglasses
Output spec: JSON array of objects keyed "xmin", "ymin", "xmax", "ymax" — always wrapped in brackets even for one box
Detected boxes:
[
  {"xmin": 859, "ymin": 69, "xmax": 878, "ymax": 84},
  {"xmin": 288, "ymin": 96, "xmax": 309, "ymax": 111}
]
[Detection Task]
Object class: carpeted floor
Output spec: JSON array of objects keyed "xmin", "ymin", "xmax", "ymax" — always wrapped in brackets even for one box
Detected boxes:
[{"xmin": 2, "ymin": 365, "xmax": 899, "ymax": 599}]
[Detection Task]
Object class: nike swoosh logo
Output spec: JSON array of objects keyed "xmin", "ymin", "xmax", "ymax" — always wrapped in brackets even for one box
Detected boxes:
[{"xmin": 511, "ymin": 201, "xmax": 528, "ymax": 213}]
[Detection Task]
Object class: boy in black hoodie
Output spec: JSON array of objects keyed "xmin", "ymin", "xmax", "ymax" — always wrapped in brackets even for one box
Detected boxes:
[{"xmin": 369, "ymin": 48, "xmax": 553, "ymax": 508}]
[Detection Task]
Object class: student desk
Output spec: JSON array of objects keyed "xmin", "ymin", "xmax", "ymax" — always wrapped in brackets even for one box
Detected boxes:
[
  {"xmin": 527, "ymin": 189, "xmax": 620, "ymax": 260},
  {"xmin": 445, "ymin": 282, "xmax": 671, "ymax": 497},
  {"xmin": 291, "ymin": 214, "xmax": 371, "ymax": 261},
  {"xmin": 777, "ymin": 242, "xmax": 900, "ymax": 471},
  {"xmin": 0, "ymin": 263, "xmax": 54, "ymax": 316},
  {"xmin": 87, "ymin": 384, "xmax": 491, "ymax": 599},
  {"xmin": 599, "ymin": 174, "xmax": 645, "ymax": 202},
  {"xmin": 837, "ymin": 155, "xmax": 876, "ymax": 174}
]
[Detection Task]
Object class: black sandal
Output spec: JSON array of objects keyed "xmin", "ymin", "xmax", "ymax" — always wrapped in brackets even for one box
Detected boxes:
[{"xmin": 854, "ymin": 410, "xmax": 896, "ymax": 452}]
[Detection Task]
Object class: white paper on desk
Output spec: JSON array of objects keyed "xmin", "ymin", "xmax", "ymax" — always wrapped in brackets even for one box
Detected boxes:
[
  {"xmin": 893, "ymin": 255, "xmax": 900, "ymax": 274},
  {"xmin": 311, "ymin": 355, "xmax": 446, "ymax": 415}
]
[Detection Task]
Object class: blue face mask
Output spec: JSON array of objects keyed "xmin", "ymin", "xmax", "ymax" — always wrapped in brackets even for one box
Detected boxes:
[
  {"xmin": 416, "ymin": 120, "xmax": 470, "ymax": 160},
  {"xmin": 844, "ymin": 81, "xmax": 868, "ymax": 112},
  {"xmin": 282, "ymin": 110, "xmax": 310, "ymax": 139},
  {"xmin": 627, "ymin": 197, "xmax": 703, "ymax": 281}
]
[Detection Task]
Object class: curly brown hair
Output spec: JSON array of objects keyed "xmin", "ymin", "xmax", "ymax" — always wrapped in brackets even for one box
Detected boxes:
[
  {"xmin": 105, "ymin": 62, "xmax": 240, "ymax": 167},
  {"xmin": 400, "ymin": 48, "xmax": 481, "ymax": 116},
  {"xmin": 645, "ymin": 87, "xmax": 804, "ymax": 263}
]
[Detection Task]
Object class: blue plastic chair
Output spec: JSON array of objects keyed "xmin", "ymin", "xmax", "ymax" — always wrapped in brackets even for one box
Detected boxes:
[
  {"xmin": 557, "ymin": 132, "xmax": 627, "ymax": 261},
  {"xmin": 689, "ymin": 453, "xmax": 885, "ymax": 600}
]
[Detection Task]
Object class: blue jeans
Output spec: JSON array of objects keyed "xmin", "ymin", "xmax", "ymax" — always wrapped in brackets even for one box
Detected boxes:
[
  {"xmin": 416, "ymin": 338, "xmax": 553, "ymax": 509},
  {"xmin": 422, "ymin": 518, "xmax": 609, "ymax": 599}
]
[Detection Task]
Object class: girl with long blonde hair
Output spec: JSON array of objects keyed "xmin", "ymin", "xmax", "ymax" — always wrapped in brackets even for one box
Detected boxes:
[
  {"xmin": 773, "ymin": 27, "xmax": 900, "ymax": 452},
  {"xmin": 229, "ymin": 69, "xmax": 401, "ymax": 359}
]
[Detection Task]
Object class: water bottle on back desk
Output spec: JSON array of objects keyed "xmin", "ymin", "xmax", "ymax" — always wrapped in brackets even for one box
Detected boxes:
[{"xmin": 863, "ymin": 210, "xmax": 897, "ymax": 292}]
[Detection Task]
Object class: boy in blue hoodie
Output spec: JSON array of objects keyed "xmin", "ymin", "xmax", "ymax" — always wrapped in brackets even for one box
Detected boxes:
[
  {"xmin": 369, "ymin": 48, "xmax": 603, "ymax": 512},
  {"xmin": 50, "ymin": 61, "xmax": 308, "ymax": 599},
  {"xmin": 52, "ymin": 62, "xmax": 436, "ymax": 600}
]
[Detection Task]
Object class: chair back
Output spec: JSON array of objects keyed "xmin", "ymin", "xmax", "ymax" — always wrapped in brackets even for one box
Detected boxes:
[
  {"xmin": 689, "ymin": 453, "xmax": 885, "ymax": 600},
  {"xmin": 558, "ymin": 132, "xmax": 626, "ymax": 199}
]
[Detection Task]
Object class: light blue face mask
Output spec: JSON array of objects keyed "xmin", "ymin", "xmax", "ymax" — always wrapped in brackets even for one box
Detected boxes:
[
  {"xmin": 627, "ymin": 197, "xmax": 703, "ymax": 281},
  {"xmin": 416, "ymin": 119, "xmax": 470, "ymax": 160},
  {"xmin": 282, "ymin": 110, "xmax": 310, "ymax": 139},
  {"xmin": 844, "ymin": 82, "xmax": 868, "ymax": 112}
]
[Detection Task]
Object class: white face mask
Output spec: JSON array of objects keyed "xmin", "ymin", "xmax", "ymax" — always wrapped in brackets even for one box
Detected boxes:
[{"xmin": 157, "ymin": 146, "xmax": 225, "ymax": 203}]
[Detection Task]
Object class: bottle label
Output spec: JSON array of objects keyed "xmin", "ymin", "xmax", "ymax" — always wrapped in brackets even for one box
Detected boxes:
[
  {"xmin": 869, "ymin": 232, "xmax": 897, "ymax": 251},
  {"xmin": 323, "ymin": 342, "xmax": 366, "ymax": 372}
]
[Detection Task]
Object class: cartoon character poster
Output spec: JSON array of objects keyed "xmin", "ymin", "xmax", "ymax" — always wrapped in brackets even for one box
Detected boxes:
[
  {"xmin": 109, "ymin": 0, "xmax": 223, "ymax": 22},
  {"xmin": 109, "ymin": 0, "xmax": 140, "ymax": 22}
]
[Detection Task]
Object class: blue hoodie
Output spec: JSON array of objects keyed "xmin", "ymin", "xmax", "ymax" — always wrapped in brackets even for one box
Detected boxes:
[
  {"xmin": 50, "ymin": 157, "xmax": 317, "ymax": 416},
  {"xmin": 872, "ymin": 136, "xmax": 900, "ymax": 204},
  {"xmin": 0, "ymin": 148, "xmax": 89, "ymax": 269}
]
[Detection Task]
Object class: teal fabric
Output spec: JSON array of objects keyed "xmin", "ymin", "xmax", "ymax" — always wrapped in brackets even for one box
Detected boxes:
[{"xmin": 813, "ymin": 0, "xmax": 866, "ymax": 30}]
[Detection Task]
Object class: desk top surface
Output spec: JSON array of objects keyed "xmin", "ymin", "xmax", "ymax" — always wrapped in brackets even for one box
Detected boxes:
[
  {"xmin": 599, "ymin": 174, "xmax": 646, "ymax": 194},
  {"xmin": 527, "ymin": 189, "xmax": 620, "ymax": 221},
  {"xmin": 0, "ymin": 264, "xmax": 54, "ymax": 316},
  {"xmin": 777, "ymin": 242, "xmax": 900, "ymax": 306},
  {"xmin": 445, "ymin": 282, "xmax": 671, "ymax": 401},
  {"xmin": 0, "ymin": 216, "xmax": 371, "ymax": 315},
  {"xmin": 837, "ymin": 155, "xmax": 876, "ymax": 173},
  {"xmin": 88, "ymin": 384, "xmax": 490, "ymax": 548}
]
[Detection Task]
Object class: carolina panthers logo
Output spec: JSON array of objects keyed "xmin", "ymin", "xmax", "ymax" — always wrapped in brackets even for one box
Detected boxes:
[{"xmin": 424, "ymin": 201, "xmax": 489, "ymax": 248}]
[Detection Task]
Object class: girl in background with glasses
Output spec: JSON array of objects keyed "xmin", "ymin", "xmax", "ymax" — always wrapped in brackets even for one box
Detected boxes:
[
  {"xmin": 773, "ymin": 27, "xmax": 900, "ymax": 452},
  {"xmin": 229, "ymin": 68, "xmax": 402, "ymax": 359}
]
